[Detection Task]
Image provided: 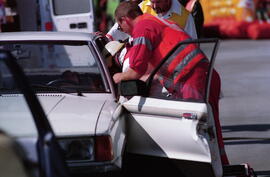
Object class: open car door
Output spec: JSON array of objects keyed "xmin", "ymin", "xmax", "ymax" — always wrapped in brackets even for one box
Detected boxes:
[{"xmin": 120, "ymin": 39, "xmax": 223, "ymax": 177}]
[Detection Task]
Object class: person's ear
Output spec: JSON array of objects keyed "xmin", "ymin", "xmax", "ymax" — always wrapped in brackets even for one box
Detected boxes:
[{"xmin": 122, "ymin": 16, "xmax": 133, "ymax": 26}]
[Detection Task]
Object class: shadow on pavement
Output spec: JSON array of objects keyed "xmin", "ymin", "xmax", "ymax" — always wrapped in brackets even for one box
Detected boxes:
[
  {"xmin": 224, "ymin": 140, "xmax": 270, "ymax": 145},
  {"xmin": 255, "ymin": 170, "xmax": 270, "ymax": 177},
  {"xmin": 222, "ymin": 124, "xmax": 270, "ymax": 133},
  {"xmin": 122, "ymin": 154, "xmax": 186, "ymax": 177}
]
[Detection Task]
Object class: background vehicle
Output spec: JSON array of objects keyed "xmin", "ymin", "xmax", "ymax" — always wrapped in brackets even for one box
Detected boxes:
[
  {"xmin": 49, "ymin": 0, "xmax": 95, "ymax": 32},
  {"xmin": 0, "ymin": 50, "xmax": 70, "ymax": 177},
  {"xmin": 0, "ymin": 32, "xmax": 126, "ymax": 176},
  {"xmin": 4, "ymin": 0, "xmax": 96, "ymax": 32}
]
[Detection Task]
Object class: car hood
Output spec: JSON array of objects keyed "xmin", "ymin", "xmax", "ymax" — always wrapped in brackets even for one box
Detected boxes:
[
  {"xmin": 0, "ymin": 94, "xmax": 111, "ymax": 137},
  {"xmin": 39, "ymin": 94, "xmax": 108, "ymax": 136}
]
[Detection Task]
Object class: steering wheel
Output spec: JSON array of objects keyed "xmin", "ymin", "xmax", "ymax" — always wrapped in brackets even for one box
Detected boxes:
[{"xmin": 46, "ymin": 79, "xmax": 78, "ymax": 87}]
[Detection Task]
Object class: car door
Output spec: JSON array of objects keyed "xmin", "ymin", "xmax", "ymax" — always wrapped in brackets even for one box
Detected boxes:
[
  {"xmin": 121, "ymin": 39, "xmax": 223, "ymax": 177},
  {"xmin": 49, "ymin": 0, "xmax": 95, "ymax": 32}
]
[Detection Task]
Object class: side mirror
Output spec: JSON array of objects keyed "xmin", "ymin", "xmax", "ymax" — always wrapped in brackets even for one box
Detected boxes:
[{"xmin": 119, "ymin": 80, "xmax": 148, "ymax": 97}]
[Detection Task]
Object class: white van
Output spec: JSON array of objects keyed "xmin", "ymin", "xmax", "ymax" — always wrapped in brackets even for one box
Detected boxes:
[{"xmin": 49, "ymin": 0, "xmax": 95, "ymax": 33}]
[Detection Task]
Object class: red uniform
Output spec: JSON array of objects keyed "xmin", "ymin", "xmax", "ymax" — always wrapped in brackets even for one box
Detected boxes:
[
  {"xmin": 128, "ymin": 14, "xmax": 205, "ymax": 99},
  {"xmin": 126, "ymin": 14, "xmax": 229, "ymax": 164}
]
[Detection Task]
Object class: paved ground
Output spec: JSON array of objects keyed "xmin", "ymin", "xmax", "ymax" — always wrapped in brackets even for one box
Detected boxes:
[{"xmin": 215, "ymin": 40, "xmax": 270, "ymax": 177}]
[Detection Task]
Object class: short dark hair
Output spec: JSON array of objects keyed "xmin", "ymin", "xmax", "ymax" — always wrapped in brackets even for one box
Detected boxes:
[{"xmin": 115, "ymin": 1, "xmax": 143, "ymax": 22}]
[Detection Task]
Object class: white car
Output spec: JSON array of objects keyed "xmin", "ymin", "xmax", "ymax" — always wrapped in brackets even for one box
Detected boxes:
[
  {"xmin": 1, "ymin": 32, "xmax": 243, "ymax": 177},
  {"xmin": 0, "ymin": 32, "xmax": 126, "ymax": 175}
]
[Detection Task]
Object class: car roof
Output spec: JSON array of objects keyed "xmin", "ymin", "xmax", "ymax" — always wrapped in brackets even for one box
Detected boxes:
[{"xmin": 0, "ymin": 31, "xmax": 96, "ymax": 42}]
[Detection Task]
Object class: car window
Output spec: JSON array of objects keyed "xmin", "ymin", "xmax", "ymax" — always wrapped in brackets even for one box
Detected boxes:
[
  {"xmin": 147, "ymin": 40, "xmax": 218, "ymax": 103},
  {"xmin": 0, "ymin": 42, "xmax": 108, "ymax": 94},
  {"xmin": 52, "ymin": 0, "xmax": 91, "ymax": 15},
  {"xmin": 0, "ymin": 59, "xmax": 38, "ymax": 138}
]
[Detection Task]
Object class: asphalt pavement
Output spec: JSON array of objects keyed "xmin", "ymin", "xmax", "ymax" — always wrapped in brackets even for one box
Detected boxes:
[{"xmin": 215, "ymin": 39, "xmax": 270, "ymax": 177}]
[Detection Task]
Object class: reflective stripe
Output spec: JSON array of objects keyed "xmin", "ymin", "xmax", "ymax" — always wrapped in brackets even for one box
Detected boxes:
[
  {"xmin": 158, "ymin": 45, "xmax": 186, "ymax": 89},
  {"xmin": 133, "ymin": 36, "xmax": 153, "ymax": 51},
  {"xmin": 159, "ymin": 44, "xmax": 187, "ymax": 89},
  {"xmin": 172, "ymin": 48, "xmax": 202, "ymax": 80},
  {"xmin": 160, "ymin": 45, "xmax": 203, "ymax": 91}
]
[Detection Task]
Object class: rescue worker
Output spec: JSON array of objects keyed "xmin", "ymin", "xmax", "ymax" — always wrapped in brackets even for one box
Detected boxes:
[
  {"xmin": 106, "ymin": 0, "xmax": 197, "ymax": 41},
  {"xmin": 112, "ymin": 1, "xmax": 229, "ymax": 165}
]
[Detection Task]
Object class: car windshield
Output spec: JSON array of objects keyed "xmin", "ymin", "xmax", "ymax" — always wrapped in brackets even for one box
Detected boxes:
[
  {"xmin": 0, "ymin": 59, "xmax": 38, "ymax": 138},
  {"xmin": 0, "ymin": 42, "xmax": 107, "ymax": 94}
]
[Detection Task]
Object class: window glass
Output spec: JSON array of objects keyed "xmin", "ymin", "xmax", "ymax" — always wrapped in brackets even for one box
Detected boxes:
[
  {"xmin": 0, "ymin": 43, "xmax": 107, "ymax": 94},
  {"xmin": 52, "ymin": 0, "xmax": 90, "ymax": 15},
  {"xmin": 148, "ymin": 42, "xmax": 217, "ymax": 103}
]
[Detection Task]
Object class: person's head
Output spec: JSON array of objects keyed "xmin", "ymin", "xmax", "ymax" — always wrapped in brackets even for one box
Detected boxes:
[
  {"xmin": 150, "ymin": 0, "xmax": 172, "ymax": 15},
  {"xmin": 61, "ymin": 70, "xmax": 79, "ymax": 84},
  {"xmin": 115, "ymin": 1, "xmax": 143, "ymax": 34}
]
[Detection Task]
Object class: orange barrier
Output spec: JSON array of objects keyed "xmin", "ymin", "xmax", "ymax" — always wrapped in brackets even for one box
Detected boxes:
[
  {"xmin": 201, "ymin": 0, "xmax": 270, "ymax": 39},
  {"xmin": 201, "ymin": 0, "xmax": 255, "ymax": 23}
]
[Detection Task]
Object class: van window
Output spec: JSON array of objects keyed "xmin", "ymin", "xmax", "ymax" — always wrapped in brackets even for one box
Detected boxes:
[{"xmin": 52, "ymin": 0, "xmax": 90, "ymax": 15}]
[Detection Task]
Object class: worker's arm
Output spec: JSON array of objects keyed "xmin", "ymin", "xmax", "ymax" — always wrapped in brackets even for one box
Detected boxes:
[{"xmin": 113, "ymin": 68, "xmax": 142, "ymax": 84}]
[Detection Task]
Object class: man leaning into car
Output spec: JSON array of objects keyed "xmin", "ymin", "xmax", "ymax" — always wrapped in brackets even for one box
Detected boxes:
[{"xmin": 112, "ymin": 1, "xmax": 229, "ymax": 165}]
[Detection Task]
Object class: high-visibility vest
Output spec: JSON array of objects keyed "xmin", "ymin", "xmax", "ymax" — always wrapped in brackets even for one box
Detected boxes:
[
  {"xmin": 139, "ymin": 0, "xmax": 190, "ymax": 29},
  {"xmin": 136, "ymin": 14, "xmax": 206, "ymax": 93}
]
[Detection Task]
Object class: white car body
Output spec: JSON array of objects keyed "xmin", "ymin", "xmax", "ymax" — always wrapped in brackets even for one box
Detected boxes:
[
  {"xmin": 0, "ymin": 32, "xmax": 125, "ymax": 175},
  {"xmin": 0, "ymin": 32, "xmax": 223, "ymax": 176},
  {"xmin": 124, "ymin": 96, "xmax": 222, "ymax": 177}
]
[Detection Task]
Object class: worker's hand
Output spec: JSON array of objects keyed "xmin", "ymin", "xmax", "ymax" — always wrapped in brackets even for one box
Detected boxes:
[
  {"xmin": 113, "ymin": 73, "xmax": 123, "ymax": 84},
  {"xmin": 92, "ymin": 31, "xmax": 104, "ymax": 37}
]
